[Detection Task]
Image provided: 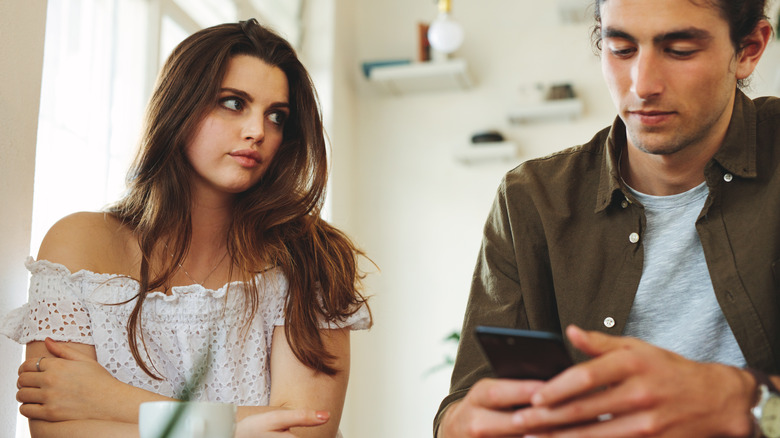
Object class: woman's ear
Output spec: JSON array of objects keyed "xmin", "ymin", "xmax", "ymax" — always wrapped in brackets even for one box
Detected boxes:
[{"xmin": 735, "ymin": 19, "xmax": 773, "ymax": 80}]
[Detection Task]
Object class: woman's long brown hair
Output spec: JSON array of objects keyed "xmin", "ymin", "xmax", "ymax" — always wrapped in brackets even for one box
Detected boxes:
[{"xmin": 108, "ymin": 19, "xmax": 371, "ymax": 378}]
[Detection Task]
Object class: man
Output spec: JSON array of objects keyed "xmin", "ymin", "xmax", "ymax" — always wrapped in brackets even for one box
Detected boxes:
[{"xmin": 435, "ymin": 0, "xmax": 778, "ymax": 436}]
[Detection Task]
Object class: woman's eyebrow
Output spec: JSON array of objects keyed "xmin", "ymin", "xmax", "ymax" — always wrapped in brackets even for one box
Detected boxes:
[
  {"xmin": 220, "ymin": 88, "xmax": 290, "ymax": 108},
  {"xmin": 220, "ymin": 87, "xmax": 253, "ymax": 102}
]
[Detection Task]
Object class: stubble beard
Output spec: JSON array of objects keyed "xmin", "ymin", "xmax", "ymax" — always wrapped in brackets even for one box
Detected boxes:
[{"xmin": 625, "ymin": 112, "xmax": 723, "ymax": 157}]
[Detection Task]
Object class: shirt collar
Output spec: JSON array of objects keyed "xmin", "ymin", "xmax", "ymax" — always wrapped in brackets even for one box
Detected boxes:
[
  {"xmin": 595, "ymin": 117, "xmax": 628, "ymax": 213},
  {"xmin": 594, "ymin": 89, "xmax": 758, "ymax": 213},
  {"xmin": 711, "ymin": 89, "xmax": 757, "ymax": 179}
]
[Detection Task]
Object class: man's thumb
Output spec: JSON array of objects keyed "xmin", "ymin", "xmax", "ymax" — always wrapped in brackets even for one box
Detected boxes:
[{"xmin": 566, "ymin": 324, "xmax": 625, "ymax": 358}]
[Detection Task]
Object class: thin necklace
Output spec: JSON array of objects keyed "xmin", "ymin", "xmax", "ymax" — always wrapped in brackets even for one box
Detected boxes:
[{"xmin": 166, "ymin": 245, "xmax": 228, "ymax": 286}]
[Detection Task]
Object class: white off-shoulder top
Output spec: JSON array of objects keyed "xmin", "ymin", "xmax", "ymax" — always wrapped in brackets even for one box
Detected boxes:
[{"xmin": 1, "ymin": 258, "xmax": 370, "ymax": 406}]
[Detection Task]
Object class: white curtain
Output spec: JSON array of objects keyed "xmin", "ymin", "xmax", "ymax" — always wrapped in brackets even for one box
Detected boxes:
[{"xmin": 31, "ymin": 0, "xmax": 150, "ymax": 254}]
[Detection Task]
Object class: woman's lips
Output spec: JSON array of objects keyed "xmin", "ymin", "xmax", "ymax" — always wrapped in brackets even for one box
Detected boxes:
[{"xmin": 229, "ymin": 150, "xmax": 262, "ymax": 168}]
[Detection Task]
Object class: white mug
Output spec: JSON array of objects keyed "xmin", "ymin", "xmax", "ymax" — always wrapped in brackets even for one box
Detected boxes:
[{"xmin": 139, "ymin": 401, "xmax": 236, "ymax": 438}]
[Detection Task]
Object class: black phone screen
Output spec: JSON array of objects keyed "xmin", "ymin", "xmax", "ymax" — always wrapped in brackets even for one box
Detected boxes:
[{"xmin": 475, "ymin": 326, "xmax": 573, "ymax": 380}]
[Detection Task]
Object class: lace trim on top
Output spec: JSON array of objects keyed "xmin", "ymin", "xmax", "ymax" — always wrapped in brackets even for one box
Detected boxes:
[{"xmin": 1, "ymin": 257, "xmax": 370, "ymax": 406}]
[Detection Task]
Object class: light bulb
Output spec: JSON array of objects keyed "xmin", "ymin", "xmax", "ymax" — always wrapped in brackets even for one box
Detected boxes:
[{"xmin": 427, "ymin": 14, "xmax": 464, "ymax": 54}]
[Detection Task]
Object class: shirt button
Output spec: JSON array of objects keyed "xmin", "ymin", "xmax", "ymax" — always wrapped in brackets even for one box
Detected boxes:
[
  {"xmin": 723, "ymin": 173, "xmax": 733, "ymax": 182},
  {"xmin": 604, "ymin": 317, "xmax": 615, "ymax": 328},
  {"xmin": 629, "ymin": 232, "xmax": 640, "ymax": 243},
  {"xmin": 621, "ymin": 200, "xmax": 629, "ymax": 208}
]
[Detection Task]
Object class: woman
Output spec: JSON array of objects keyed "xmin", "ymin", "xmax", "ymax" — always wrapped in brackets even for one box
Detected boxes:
[{"xmin": 2, "ymin": 19, "xmax": 371, "ymax": 437}]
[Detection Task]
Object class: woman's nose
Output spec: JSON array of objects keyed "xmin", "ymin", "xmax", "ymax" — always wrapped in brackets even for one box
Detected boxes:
[{"xmin": 242, "ymin": 115, "xmax": 264, "ymax": 143}]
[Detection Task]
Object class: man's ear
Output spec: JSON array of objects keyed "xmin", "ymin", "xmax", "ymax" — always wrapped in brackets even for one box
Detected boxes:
[{"xmin": 735, "ymin": 19, "xmax": 773, "ymax": 80}]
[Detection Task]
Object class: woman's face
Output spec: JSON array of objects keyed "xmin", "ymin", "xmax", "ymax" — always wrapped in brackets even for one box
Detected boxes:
[{"xmin": 185, "ymin": 54, "xmax": 290, "ymax": 200}]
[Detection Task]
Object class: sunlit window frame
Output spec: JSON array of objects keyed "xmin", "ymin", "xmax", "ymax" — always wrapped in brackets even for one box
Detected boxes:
[{"xmin": 30, "ymin": 0, "xmax": 303, "ymax": 256}]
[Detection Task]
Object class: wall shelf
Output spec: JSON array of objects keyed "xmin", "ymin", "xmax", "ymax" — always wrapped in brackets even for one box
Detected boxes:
[
  {"xmin": 508, "ymin": 98, "xmax": 584, "ymax": 123},
  {"xmin": 454, "ymin": 141, "xmax": 518, "ymax": 164},
  {"xmin": 366, "ymin": 59, "xmax": 472, "ymax": 95}
]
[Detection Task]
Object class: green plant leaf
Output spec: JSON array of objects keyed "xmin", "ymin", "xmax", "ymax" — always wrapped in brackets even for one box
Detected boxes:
[{"xmin": 157, "ymin": 344, "xmax": 212, "ymax": 437}]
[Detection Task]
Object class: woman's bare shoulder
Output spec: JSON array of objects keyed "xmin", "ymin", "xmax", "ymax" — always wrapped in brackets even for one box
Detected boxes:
[{"xmin": 36, "ymin": 212, "xmax": 136, "ymax": 274}]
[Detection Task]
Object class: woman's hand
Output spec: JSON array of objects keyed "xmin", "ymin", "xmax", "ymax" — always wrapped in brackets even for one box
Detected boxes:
[
  {"xmin": 235, "ymin": 409, "xmax": 330, "ymax": 438},
  {"xmin": 17, "ymin": 338, "xmax": 131, "ymax": 423}
]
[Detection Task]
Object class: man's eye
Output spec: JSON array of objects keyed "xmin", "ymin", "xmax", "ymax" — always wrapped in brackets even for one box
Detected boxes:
[
  {"xmin": 609, "ymin": 47, "xmax": 636, "ymax": 58},
  {"xmin": 220, "ymin": 97, "xmax": 243, "ymax": 111},
  {"xmin": 666, "ymin": 48, "xmax": 698, "ymax": 58}
]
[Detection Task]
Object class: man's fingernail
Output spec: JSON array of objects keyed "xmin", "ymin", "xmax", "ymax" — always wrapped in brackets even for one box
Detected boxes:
[{"xmin": 316, "ymin": 411, "xmax": 329, "ymax": 421}]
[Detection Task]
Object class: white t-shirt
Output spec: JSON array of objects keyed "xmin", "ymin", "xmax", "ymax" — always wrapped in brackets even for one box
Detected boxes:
[{"xmin": 623, "ymin": 182, "xmax": 745, "ymax": 367}]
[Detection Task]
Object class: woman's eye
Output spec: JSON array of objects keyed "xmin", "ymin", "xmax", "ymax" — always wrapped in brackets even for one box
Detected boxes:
[
  {"xmin": 220, "ymin": 97, "xmax": 243, "ymax": 111},
  {"xmin": 269, "ymin": 112, "xmax": 287, "ymax": 126}
]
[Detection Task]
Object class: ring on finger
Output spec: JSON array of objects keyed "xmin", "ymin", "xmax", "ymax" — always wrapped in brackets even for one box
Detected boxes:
[{"xmin": 35, "ymin": 356, "xmax": 45, "ymax": 372}]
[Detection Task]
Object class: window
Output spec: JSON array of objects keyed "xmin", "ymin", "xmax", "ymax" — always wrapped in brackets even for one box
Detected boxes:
[
  {"xmin": 30, "ymin": 0, "xmax": 150, "ymax": 254},
  {"xmin": 30, "ymin": 0, "xmax": 302, "ymax": 254}
]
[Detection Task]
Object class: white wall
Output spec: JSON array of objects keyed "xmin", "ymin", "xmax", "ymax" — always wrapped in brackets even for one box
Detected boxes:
[
  {"xmin": 336, "ymin": 1, "xmax": 780, "ymax": 437},
  {"xmin": 0, "ymin": 1, "xmax": 47, "ymax": 436}
]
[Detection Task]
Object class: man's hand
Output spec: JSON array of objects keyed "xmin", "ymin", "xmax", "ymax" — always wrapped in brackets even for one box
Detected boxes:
[
  {"xmin": 439, "ymin": 378, "xmax": 545, "ymax": 437},
  {"xmin": 441, "ymin": 326, "xmax": 758, "ymax": 438},
  {"xmin": 512, "ymin": 325, "xmax": 756, "ymax": 437}
]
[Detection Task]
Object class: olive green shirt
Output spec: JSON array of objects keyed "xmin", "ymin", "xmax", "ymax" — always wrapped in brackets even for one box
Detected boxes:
[{"xmin": 434, "ymin": 91, "xmax": 780, "ymax": 434}]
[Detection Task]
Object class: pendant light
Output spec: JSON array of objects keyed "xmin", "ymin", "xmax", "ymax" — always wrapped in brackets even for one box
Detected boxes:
[{"xmin": 427, "ymin": 0, "xmax": 464, "ymax": 60}]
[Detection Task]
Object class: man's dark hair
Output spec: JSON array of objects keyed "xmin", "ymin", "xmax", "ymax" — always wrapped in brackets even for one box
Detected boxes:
[{"xmin": 591, "ymin": 0, "xmax": 768, "ymax": 52}]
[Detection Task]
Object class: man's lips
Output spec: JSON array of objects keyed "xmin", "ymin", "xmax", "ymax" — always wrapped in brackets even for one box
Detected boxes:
[
  {"xmin": 229, "ymin": 149, "xmax": 262, "ymax": 167},
  {"xmin": 628, "ymin": 109, "xmax": 676, "ymax": 126}
]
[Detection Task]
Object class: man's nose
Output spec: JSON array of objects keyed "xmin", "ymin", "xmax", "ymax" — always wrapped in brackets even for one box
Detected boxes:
[{"xmin": 630, "ymin": 50, "xmax": 664, "ymax": 100}]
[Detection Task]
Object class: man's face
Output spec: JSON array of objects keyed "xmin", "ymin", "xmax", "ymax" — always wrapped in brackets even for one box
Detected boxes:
[{"xmin": 600, "ymin": 0, "xmax": 740, "ymax": 156}]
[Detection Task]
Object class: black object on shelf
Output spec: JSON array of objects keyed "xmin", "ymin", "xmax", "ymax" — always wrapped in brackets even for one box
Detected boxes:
[{"xmin": 471, "ymin": 131, "xmax": 505, "ymax": 144}]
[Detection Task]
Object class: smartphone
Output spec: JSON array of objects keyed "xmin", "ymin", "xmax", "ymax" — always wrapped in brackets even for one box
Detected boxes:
[{"xmin": 475, "ymin": 325, "xmax": 573, "ymax": 380}]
